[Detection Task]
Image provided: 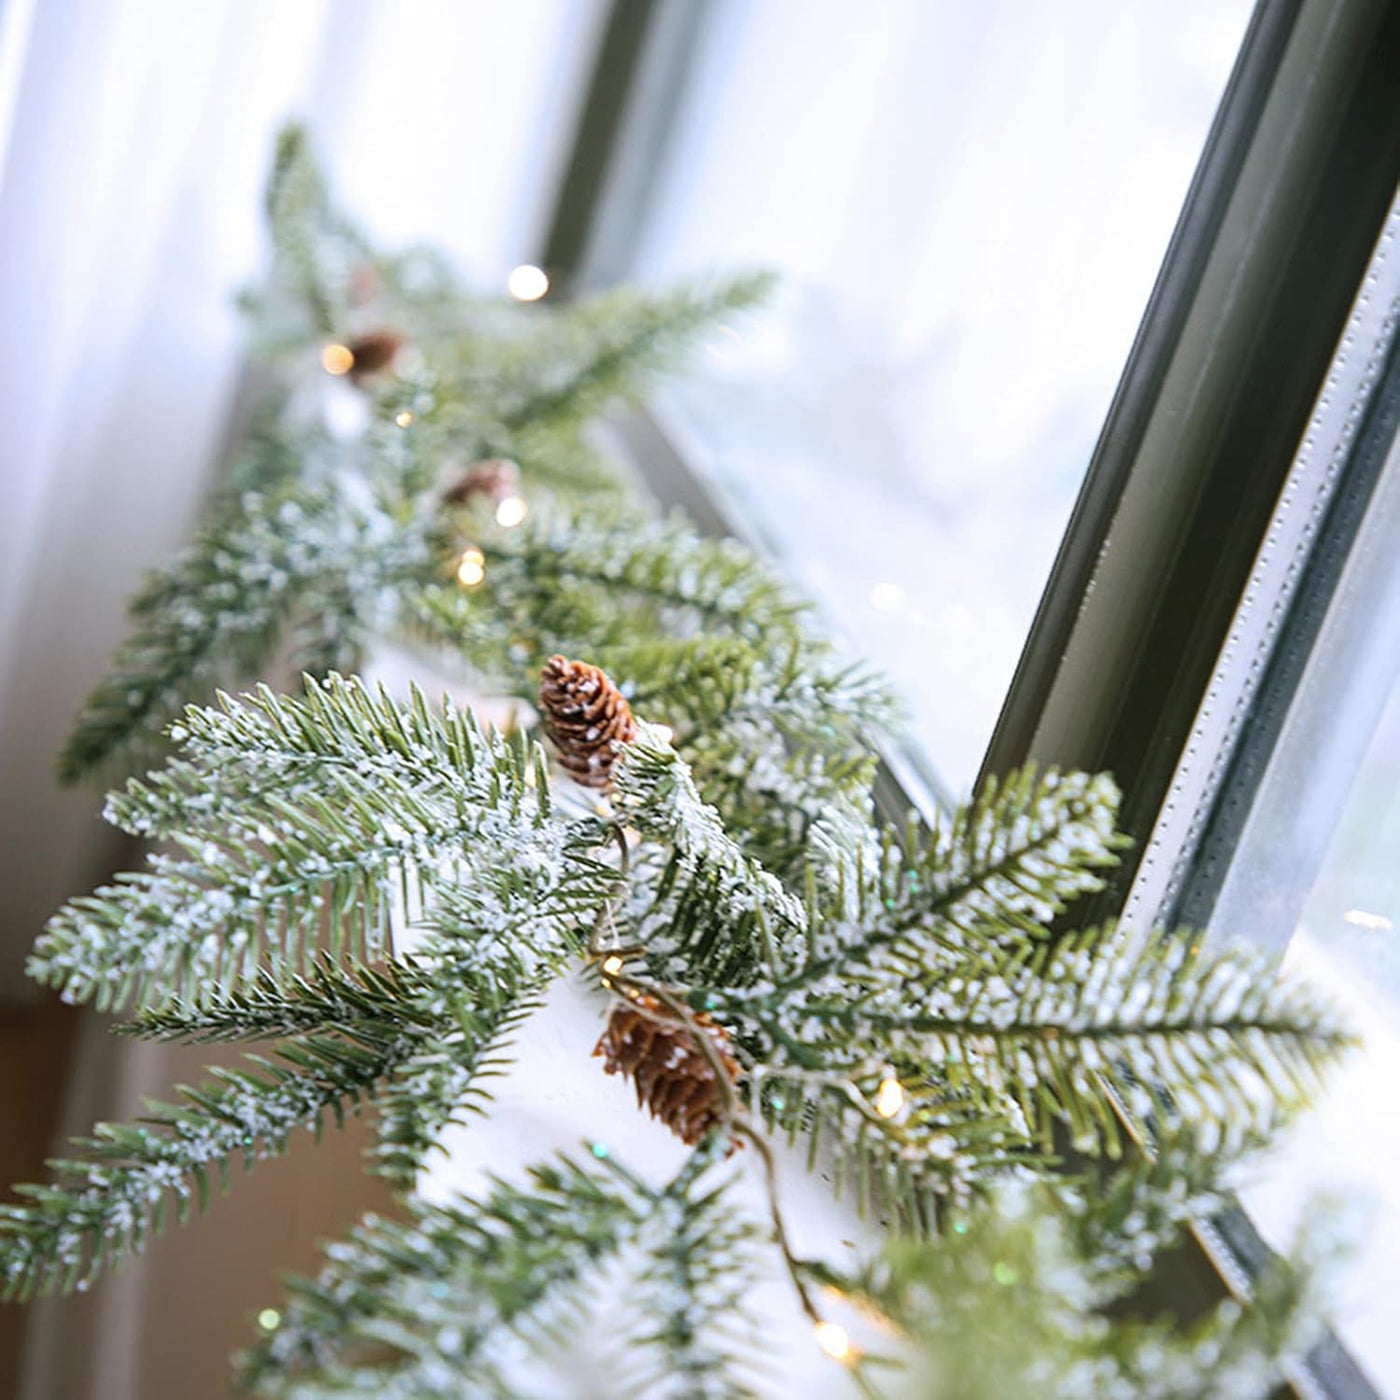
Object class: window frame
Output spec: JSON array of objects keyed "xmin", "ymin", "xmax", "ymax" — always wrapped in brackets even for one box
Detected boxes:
[{"xmin": 537, "ymin": 1, "xmax": 1400, "ymax": 1394}]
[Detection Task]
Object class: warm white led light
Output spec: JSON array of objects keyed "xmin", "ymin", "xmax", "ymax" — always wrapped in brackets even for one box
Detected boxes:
[
  {"xmin": 495, "ymin": 494, "xmax": 528, "ymax": 527},
  {"xmin": 601, "ymin": 955, "xmax": 624, "ymax": 976},
  {"xmin": 507, "ymin": 264, "xmax": 550, "ymax": 302},
  {"xmin": 814, "ymin": 1320, "xmax": 852, "ymax": 1362},
  {"xmin": 321, "ymin": 343, "xmax": 354, "ymax": 375},
  {"xmin": 874, "ymin": 1076, "xmax": 905, "ymax": 1119},
  {"xmin": 257, "ymin": 1308, "xmax": 281, "ymax": 1332},
  {"xmin": 456, "ymin": 547, "xmax": 486, "ymax": 588},
  {"xmin": 395, "ymin": 410, "xmax": 415, "ymax": 428}
]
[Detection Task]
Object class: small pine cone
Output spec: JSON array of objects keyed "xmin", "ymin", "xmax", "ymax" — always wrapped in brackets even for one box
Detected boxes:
[
  {"xmin": 442, "ymin": 457, "xmax": 522, "ymax": 506},
  {"xmin": 346, "ymin": 329, "xmax": 405, "ymax": 384},
  {"xmin": 594, "ymin": 995, "xmax": 741, "ymax": 1148},
  {"xmin": 538, "ymin": 655, "xmax": 636, "ymax": 790}
]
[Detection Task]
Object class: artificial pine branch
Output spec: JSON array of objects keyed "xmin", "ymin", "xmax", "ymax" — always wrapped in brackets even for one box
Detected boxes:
[
  {"xmin": 836, "ymin": 1180, "xmax": 1337, "ymax": 1400},
  {"xmin": 428, "ymin": 509, "xmax": 810, "ymax": 656},
  {"xmin": 73, "ymin": 153, "xmax": 774, "ymax": 790},
  {"xmin": 261, "ymin": 123, "xmax": 373, "ymax": 339},
  {"xmin": 614, "ymin": 725, "xmax": 808, "ymax": 985},
  {"xmin": 235, "ymin": 1153, "xmax": 676, "ymax": 1399},
  {"xmin": 779, "ymin": 767, "xmax": 1129, "ymax": 1003},
  {"xmin": 491, "ymin": 274, "xmax": 776, "ymax": 435},
  {"xmin": 406, "ymin": 516, "xmax": 890, "ymax": 881},
  {"xmin": 121, "ymin": 958, "xmax": 541, "ymax": 1188},
  {"xmin": 121, "ymin": 957, "xmax": 445, "ymax": 1043},
  {"xmin": 35, "ymin": 676, "xmax": 576, "ymax": 1010},
  {"xmin": 367, "ymin": 983, "xmax": 541, "ymax": 1187},
  {"xmin": 751, "ymin": 1063, "xmax": 1037, "ymax": 1230},
  {"xmin": 58, "ymin": 488, "xmax": 352, "ymax": 784},
  {"xmin": 1054, "ymin": 1129, "xmax": 1265, "ymax": 1289},
  {"xmin": 618, "ymin": 1165, "xmax": 766, "ymax": 1400},
  {"xmin": 724, "ymin": 922, "xmax": 1354, "ymax": 1159},
  {"xmin": 1, "ymin": 1022, "xmax": 421, "ymax": 1301},
  {"xmin": 3, "ymin": 949, "xmax": 551, "ymax": 1292},
  {"xmin": 4, "ymin": 124, "xmax": 1365, "ymax": 1399}
]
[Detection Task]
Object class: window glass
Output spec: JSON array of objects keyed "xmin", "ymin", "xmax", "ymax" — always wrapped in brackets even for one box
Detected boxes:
[
  {"xmin": 1207, "ymin": 429, "xmax": 1400, "ymax": 1389},
  {"xmin": 625, "ymin": 0, "xmax": 1253, "ymax": 791}
]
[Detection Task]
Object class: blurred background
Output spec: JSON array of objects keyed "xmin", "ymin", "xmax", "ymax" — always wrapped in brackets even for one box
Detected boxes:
[{"xmin": 1, "ymin": 1, "xmax": 1396, "ymax": 1396}]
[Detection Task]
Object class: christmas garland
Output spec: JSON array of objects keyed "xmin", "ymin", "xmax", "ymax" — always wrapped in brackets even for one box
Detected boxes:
[{"xmin": 0, "ymin": 126, "xmax": 1356, "ymax": 1399}]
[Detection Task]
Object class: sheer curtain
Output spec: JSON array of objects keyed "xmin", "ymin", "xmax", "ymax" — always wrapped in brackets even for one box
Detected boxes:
[
  {"xmin": 0, "ymin": 7, "xmax": 603, "ymax": 1394},
  {"xmin": 0, "ymin": 0, "xmax": 602, "ymax": 1002}
]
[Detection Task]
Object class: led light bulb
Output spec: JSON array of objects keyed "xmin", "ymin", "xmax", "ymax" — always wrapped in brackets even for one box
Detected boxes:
[
  {"xmin": 507, "ymin": 264, "xmax": 549, "ymax": 302},
  {"xmin": 394, "ymin": 410, "xmax": 415, "ymax": 428},
  {"xmin": 495, "ymin": 494, "xmax": 528, "ymax": 528},
  {"xmin": 321, "ymin": 343, "xmax": 355, "ymax": 375},
  {"xmin": 601, "ymin": 955, "xmax": 624, "ymax": 976},
  {"xmin": 874, "ymin": 1076, "xmax": 905, "ymax": 1119},
  {"xmin": 814, "ymin": 1320, "xmax": 852, "ymax": 1362},
  {"xmin": 456, "ymin": 547, "xmax": 486, "ymax": 588}
]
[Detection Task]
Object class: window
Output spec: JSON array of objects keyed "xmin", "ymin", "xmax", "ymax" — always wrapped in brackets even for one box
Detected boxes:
[
  {"xmin": 604, "ymin": 0, "xmax": 1252, "ymax": 794},
  {"xmin": 1154, "ymin": 194, "xmax": 1400, "ymax": 1385},
  {"xmin": 547, "ymin": 0, "xmax": 1400, "ymax": 1393},
  {"xmin": 1235, "ymin": 481, "xmax": 1400, "ymax": 1383}
]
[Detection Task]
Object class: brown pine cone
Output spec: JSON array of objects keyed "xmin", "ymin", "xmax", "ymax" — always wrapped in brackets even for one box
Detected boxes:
[
  {"xmin": 594, "ymin": 995, "xmax": 741, "ymax": 1148},
  {"xmin": 538, "ymin": 655, "xmax": 636, "ymax": 790},
  {"xmin": 442, "ymin": 457, "xmax": 522, "ymax": 506},
  {"xmin": 346, "ymin": 329, "xmax": 405, "ymax": 384}
]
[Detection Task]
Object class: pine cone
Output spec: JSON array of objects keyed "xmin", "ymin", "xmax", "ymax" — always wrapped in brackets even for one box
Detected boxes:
[
  {"xmin": 594, "ymin": 996, "xmax": 740, "ymax": 1148},
  {"xmin": 442, "ymin": 457, "xmax": 521, "ymax": 506},
  {"xmin": 538, "ymin": 655, "xmax": 636, "ymax": 790},
  {"xmin": 346, "ymin": 329, "xmax": 404, "ymax": 384}
]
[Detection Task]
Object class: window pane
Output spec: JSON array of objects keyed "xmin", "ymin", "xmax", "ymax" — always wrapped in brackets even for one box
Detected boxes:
[
  {"xmin": 626, "ymin": 0, "xmax": 1252, "ymax": 790},
  {"xmin": 1207, "ymin": 425, "xmax": 1400, "ymax": 1389}
]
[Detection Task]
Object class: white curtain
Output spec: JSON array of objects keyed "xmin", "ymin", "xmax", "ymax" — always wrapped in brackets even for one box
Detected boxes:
[
  {"xmin": 0, "ymin": 5, "xmax": 606, "ymax": 1396},
  {"xmin": 0, "ymin": 0, "xmax": 603, "ymax": 1002}
]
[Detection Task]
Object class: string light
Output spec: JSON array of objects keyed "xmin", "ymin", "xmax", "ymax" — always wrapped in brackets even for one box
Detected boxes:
[
  {"xmin": 495, "ymin": 494, "xmax": 528, "ymax": 528},
  {"xmin": 257, "ymin": 1308, "xmax": 281, "ymax": 1332},
  {"xmin": 601, "ymin": 955, "xmax": 624, "ymax": 976},
  {"xmin": 456, "ymin": 547, "xmax": 486, "ymax": 588},
  {"xmin": 874, "ymin": 1075, "xmax": 905, "ymax": 1119},
  {"xmin": 814, "ymin": 1320, "xmax": 853, "ymax": 1363},
  {"xmin": 321, "ymin": 343, "xmax": 355, "ymax": 376},
  {"xmin": 394, "ymin": 409, "xmax": 415, "ymax": 428},
  {"xmin": 507, "ymin": 264, "xmax": 550, "ymax": 302}
]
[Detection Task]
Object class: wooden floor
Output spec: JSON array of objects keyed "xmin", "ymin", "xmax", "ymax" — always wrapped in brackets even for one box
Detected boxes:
[{"xmin": 0, "ymin": 995, "xmax": 80, "ymax": 1397}]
